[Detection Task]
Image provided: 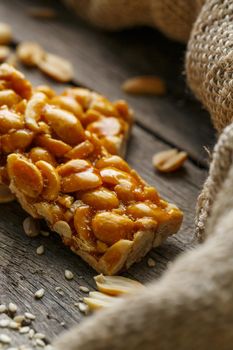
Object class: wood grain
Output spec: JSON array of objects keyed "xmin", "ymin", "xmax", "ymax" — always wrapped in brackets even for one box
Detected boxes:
[{"xmin": 0, "ymin": 0, "xmax": 209, "ymax": 347}]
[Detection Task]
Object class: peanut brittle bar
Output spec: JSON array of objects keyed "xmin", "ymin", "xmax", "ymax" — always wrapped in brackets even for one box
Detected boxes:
[{"xmin": 0, "ymin": 64, "xmax": 183, "ymax": 275}]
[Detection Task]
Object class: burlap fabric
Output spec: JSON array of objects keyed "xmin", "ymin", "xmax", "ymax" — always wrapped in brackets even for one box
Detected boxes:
[{"xmin": 54, "ymin": 1, "xmax": 233, "ymax": 349}]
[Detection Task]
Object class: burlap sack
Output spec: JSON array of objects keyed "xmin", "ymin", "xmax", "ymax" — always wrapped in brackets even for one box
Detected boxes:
[{"xmin": 53, "ymin": 1, "xmax": 233, "ymax": 349}]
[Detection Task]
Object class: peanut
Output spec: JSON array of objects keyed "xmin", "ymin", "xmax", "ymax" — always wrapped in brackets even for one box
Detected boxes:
[
  {"xmin": 94, "ymin": 274, "xmax": 144, "ymax": 295},
  {"xmin": 92, "ymin": 212, "xmax": 134, "ymax": 245},
  {"xmin": 43, "ymin": 105, "xmax": 85, "ymax": 145},
  {"xmin": 62, "ymin": 170, "xmax": 102, "ymax": 193},
  {"xmin": 152, "ymin": 148, "xmax": 188, "ymax": 172},
  {"xmin": 7, "ymin": 154, "xmax": 43, "ymax": 198},
  {"xmin": 38, "ymin": 53, "xmax": 73, "ymax": 82},
  {"xmin": 36, "ymin": 160, "xmax": 60, "ymax": 201},
  {"xmin": 35, "ymin": 134, "xmax": 72, "ymax": 157},
  {"xmin": 25, "ymin": 92, "xmax": 47, "ymax": 131},
  {"xmin": 29, "ymin": 147, "xmax": 57, "ymax": 166},
  {"xmin": 81, "ymin": 187, "xmax": 119, "ymax": 210},
  {"xmin": 122, "ymin": 76, "xmax": 166, "ymax": 96},
  {"xmin": 16, "ymin": 42, "xmax": 45, "ymax": 66}
]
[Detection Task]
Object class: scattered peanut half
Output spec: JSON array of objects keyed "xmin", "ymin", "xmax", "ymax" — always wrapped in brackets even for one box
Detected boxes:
[
  {"xmin": 83, "ymin": 291, "xmax": 121, "ymax": 311},
  {"xmin": 16, "ymin": 41, "xmax": 45, "ymax": 66},
  {"xmin": 94, "ymin": 274, "xmax": 144, "ymax": 296},
  {"xmin": 152, "ymin": 148, "xmax": 188, "ymax": 173},
  {"xmin": 38, "ymin": 53, "xmax": 73, "ymax": 82},
  {"xmin": 0, "ymin": 23, "xmax": 12, "ymax": 45},
  {"xmin": 122, "ymin": 76, "xmax": 166, "ymax": 96}
]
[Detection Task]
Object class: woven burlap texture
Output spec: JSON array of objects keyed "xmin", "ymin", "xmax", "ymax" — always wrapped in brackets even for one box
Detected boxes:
[
  {"xmin": 54, "ymin": 124, "xmax": 233, "ymax": 350},
  {"xmin": 54, "ymin": 0, "xmax": 233, "ymax": 349}
]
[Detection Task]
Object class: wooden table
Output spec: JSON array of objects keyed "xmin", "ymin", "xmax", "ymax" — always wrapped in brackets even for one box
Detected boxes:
[{"xmin": 0, "ymin": 0, "xmax": 215, "ymax": 348}]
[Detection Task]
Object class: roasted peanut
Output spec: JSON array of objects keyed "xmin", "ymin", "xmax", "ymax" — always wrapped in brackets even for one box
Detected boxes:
[
  {"xmin": 36, "ymin": 160, "xmax": 60, "ymax": 201},
  {"xmin": 35, "ymin": 134, "xmax": 72, "ymax": 157},
  {"xmin": 35, "ymin": 85, "xmax": 56, "ymax": 98},
  {"xmin": 83, "ymin": 291, "xmax": 120, "ymax": 311},
  {"xmin": 81, "ymin": 187, "xmax": 119, "ymax": 210},
  {"xmin": 34, "ymin": 202, "xmax": 64, "ymax": 224},
  {"xmin": 0, "ymin": 89, "xmax": 21, "ymax": 107},
  {"xmin": 87, "ymin": 117, "xmax": 122, "ymax": 137},
  {"xmin": 152, "ymin": 148, "xmax": 188, "ymax": 172},
  {"xmin": 1, "ymin": 129, "xmax": 34, "ymax": 153},
  {"xmin": 100, "ymin": 135, "xmax": 122, "ymax": 155},
  {"xmin": 0, "ymin": 64, "xmax": 32, "ymax": 99},
  {"xmin": 92, "ymin": 212, "xmax": 134, "ymax": 245},
  {"xmin": 96, "ymin": 156, "xmax": 130, "ymax": 172},
  {"xmin": 57, "ymin": 159, "xmax": 91, "ymax": 176},
  {"xmin": 53, "ymin": 220, "xmax": 72, "ymax": 239},
  {"xmin": 90, "ymin": 97, "xmax": 117, "ymax": 116},
  {"xmin": 122, "ymin": 76, "xmax": 166, "ymax": 96},
  {"xmin": 51, "ymin": 95, "xmax": 83, "ymax": 118},
  {"xmin": 74, "ymin": 205, "xmax": 92, "ymax": 242},
  {"xmin": 7, "ymin": 154, "xmax": 43, "ymax": 198},
  {"xmin": 100, "ymin": 167, "xmax": 133, "ymax": 186},
  {"xmin": 65, "ymin": 140, "xmax": 94, "ymax": 159},
  {"xmin": 25, "ymin": 92, "xmax": 47, "ymax": 131},
  {"xmin": 0, "ymin": 107, "xmax": 24, "ymax": 133},
  {"xmin": 94, "ymin": 274, "xmax": 144, "ymax": 295},
  {"xmin": 43, "ymin": 105, "xmax": 85, "ymax": 145},
  {"xmin": 62, "ymin": 170, "xmax": 102, "ymax": 193},
  {"xmin": 29, "ymin": 147, "xmax": 56, "ymax": 166},
  {"xmin": 38, "ymin": 53, "xmax": 73, "ymax": 82},
  {"xmin": 127, "ymin": 202, "xmax": 158, "ymax": 219},
  {"xmin": 16, "ymin": 42, "xmax": 45, "ymax": 66},
  {"xmin": 63, "ymin": 88, "xmax": 92, "ymax": 109}
]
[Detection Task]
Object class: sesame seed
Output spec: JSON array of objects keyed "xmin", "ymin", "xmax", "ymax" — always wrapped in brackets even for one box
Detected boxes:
[
  {"xmin": 0, "ymin": 319, "xmax": 10, "ymax": 328},
  {"xmin": 24, "ymin": 312, "xmax": 36, "ymax": 320},
  {"xmin": 79, "ymin": 286, "xmax": 89, "ymax": 293},
  {"xmin": 9, "ymin": 321, "xmax": 20, "ymax": 330},
  {"xmin": 13, "ymin": 315, "xmax": 25, "ymax": 323},
  {"xmin": 44, "ymin": 345, "xmax": 54, "ymax": 350},
  {"xmin": 8, "ymin": 302, "xmax": 17, "ymax": 313},
  {"xmin": 64, "ymin": 270, "xmax": 74, "ymax": 280},
  {"xmin": 34, "ymin": 332, "xmax": 46, "ymax": 339},
  {"xmin": 28, "ymin": 328, "xmax": 35, "ymax": 339},
  {"xmin": 147, "ymin": 258, "xmax": 156, "ymax": 267},
  {"xmin": 36, "ymin": 245, "xmax": 45, "ymax": 255},
  {"xmin": 78, "ymin": 302, "xmax": 88, "ymax": 314},
  {"xmin": 0, "ymin": 304, "xmax": 7, "ymax": 313},
  {"xmin": 55, "ymin": 287, "xmax": 64, "ymax": 296},
  {"xmin": 0, "ymin": 333, "xmax": 11, "ymax": 344},
  {"xmin": 34, "ymin": 288, "xmax": 45, "ymax": 299},
  {"xmin": 19, "ymin": 326, "xmax": 30, "ymax": 334},
  {"xmin": 36, "ymin": 338, "xmax": 46, "ymax": 347}
]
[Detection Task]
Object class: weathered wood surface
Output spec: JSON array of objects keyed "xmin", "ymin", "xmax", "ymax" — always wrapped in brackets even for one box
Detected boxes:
[{"xmin": 0, "ymin": 0, "xmax": 212, "ymax": 347}]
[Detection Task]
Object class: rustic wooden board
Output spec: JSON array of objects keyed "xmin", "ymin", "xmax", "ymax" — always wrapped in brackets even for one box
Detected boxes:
[
  {"xmin": 0, "ymin": 0, "xmax": 215, "ymax": 165},
  {"xmin": 0, "ymin": 0, "xmax": 210, "ymax": 347}
]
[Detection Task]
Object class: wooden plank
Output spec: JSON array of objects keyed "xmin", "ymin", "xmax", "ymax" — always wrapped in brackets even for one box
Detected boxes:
[
  {"xmin": 0, "ymin": 123, "xmax": 206, "ymax": 345},
  {"xmin": 0, "ymin": 0, "xmax": 215, "ymax": 164}
]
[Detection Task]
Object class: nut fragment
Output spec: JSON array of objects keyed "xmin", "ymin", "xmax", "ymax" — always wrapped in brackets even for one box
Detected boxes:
[
  {"xmin": 23, "ymin": 217, "xmax": 40, "ymax": 237},
  {"xmin": 122, "ymin": 76, "xmax": 166, "ymax": 96},
  {"xmin": 16, "ymin": 42, "xmax": 45, "ymax": 66},
  {"xmin": 0, "ymin": 23, "xmax": 12, "ymax": 45},
  {"xmin": 83, "ymin": 291, "xmax": 120, "ymax": 311},
  {"xmin": 152, "ymin": 148, "xmax": 188, "ymax": 172},
  {"xmin": 94, "ymin": 274, "xmax": 144, "ymax": 296},
  {"xmin": 0, "ymin": 184, "xmax": 15, "ymax": 203},
  {"xmin": 53, "ymin": 220, "xmax": 72, "ymax": 239},
  {"xmin": 36, "ymin": 160, "xmax": 60, "ymax": 201},
  {"xmin": 38, "ymin": 53, "xmax": 73, "ymax": 82},
  {"xmin": 7, "ymin": 154, "xmax": 43, "ymax": 198}
]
